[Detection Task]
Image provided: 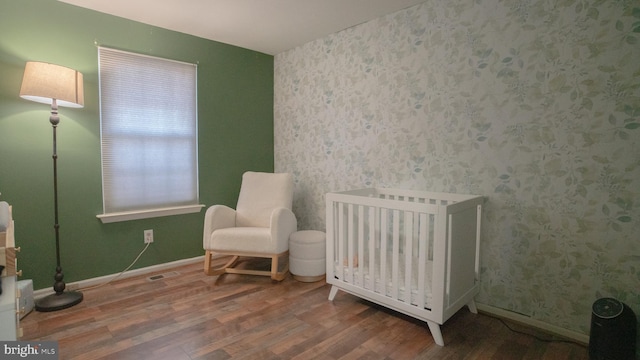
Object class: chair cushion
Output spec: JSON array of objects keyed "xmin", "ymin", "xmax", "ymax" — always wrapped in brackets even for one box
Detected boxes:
[
  {"xmin": 236, "ymin": 172, "xmax": 293, "ymax": 228},
  {"xmin": 209, "ymin": 227, "xmax": 275, "ymax": 253}
]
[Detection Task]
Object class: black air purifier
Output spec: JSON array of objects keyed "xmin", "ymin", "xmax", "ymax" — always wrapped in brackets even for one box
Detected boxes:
[{"xmin": 589, "ymin": 298, "xmax": 637, "ymax": 360}]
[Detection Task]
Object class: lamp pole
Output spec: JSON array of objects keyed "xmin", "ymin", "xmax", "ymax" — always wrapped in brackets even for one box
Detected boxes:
[
  {"xmin": 51, "ymin": 99, "xmax": 64, "ymax": 294},
  {"xmin": 34, "ymin": 98, "xmax": 83, "ymax": 312}
]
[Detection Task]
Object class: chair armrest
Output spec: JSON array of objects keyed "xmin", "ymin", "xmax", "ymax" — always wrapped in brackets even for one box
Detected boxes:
[
  {"xmin": 270, "ymin": 207, "xmax": 297, "ymax": 253},
  {"xmin": 203, "ymin": 205, "xmax": 236, "ymax": 247}
]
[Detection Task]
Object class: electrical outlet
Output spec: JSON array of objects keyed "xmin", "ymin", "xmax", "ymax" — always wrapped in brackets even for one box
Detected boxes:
[{"xmin": 144, "ymin": 229, "xmax": 154, "ymax": 244}]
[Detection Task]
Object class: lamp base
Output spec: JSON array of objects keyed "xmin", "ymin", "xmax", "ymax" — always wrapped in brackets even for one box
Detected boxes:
[{"xmin": 35, "ymin": 290, "xmax": 83, "ymax": 312}]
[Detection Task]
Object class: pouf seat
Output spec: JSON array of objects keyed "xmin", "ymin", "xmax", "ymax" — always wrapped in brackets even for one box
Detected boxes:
[{"xmin": 289, "ymin": 230, "xmax": 326, "ymax": 282}]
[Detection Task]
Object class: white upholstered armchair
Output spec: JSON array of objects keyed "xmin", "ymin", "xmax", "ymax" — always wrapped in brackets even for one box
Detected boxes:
[{"xmin": 202, "ymin": 171, "xmax": 297, "ymax": 281}]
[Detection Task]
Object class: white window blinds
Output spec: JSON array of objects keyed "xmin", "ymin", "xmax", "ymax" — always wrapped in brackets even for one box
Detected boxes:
[{"xmin": 98, "ymin": 47, "xmax": 200, "ymax": 221}]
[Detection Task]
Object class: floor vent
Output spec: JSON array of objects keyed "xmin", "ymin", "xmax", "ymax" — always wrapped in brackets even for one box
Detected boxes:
[{"xmin": 147, "ymin": 271, "xmax": 180, "ymax": 281}]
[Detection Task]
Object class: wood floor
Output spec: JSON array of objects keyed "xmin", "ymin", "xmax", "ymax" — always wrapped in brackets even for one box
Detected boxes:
[{"xmin": 21, "ymin": 258, "xmax": 588, "ymax": 359}]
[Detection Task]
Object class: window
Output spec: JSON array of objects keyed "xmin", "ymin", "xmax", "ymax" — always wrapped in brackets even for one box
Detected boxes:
[{"xmin": 97, "ymin": 47, "xmax": 202, "ymax": 223}]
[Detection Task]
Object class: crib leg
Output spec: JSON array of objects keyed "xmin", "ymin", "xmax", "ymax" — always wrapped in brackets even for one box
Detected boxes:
[
  {"xmin": 328, "ymin": 286, "xmax": 339, "ymax": 301},
  {"xmin": 427, "ymin": 321, "xmax": 444, "ymax": 346},
  {"xmin": 467, "ymin": 299, "xmax": 478, "ymax": 314}
]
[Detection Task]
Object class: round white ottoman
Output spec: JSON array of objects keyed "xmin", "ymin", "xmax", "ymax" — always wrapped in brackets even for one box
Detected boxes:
[{"xmin": 289, "ymin": 230, "xmax": 326, "ymax": 282}]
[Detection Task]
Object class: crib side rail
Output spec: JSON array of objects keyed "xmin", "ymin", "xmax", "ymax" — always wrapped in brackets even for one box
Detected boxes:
[
  {"xmin": 335, "ymin": 187, "xmax": 479, "ymax": 204},
  {"xmin": 327, "ymin": 192, "xmax": 438, "ymax": 213},
  {"xmin": 326, "ymin": 192, "xmax": 443, "ymax": 318},
  {"xmin": 441, "ymin": 198, "xmax": 483, "ymax": 320}
]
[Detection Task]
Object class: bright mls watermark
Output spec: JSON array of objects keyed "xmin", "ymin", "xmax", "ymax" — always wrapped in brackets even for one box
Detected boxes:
[{"xmin": 1, "ymin": 341, "xmax": 58, "ymax": 359}]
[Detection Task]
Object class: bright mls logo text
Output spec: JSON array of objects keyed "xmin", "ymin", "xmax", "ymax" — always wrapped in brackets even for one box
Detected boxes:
[{"xmin": 3, "ymin": 342, "xmax": 58, "ymax": 358}]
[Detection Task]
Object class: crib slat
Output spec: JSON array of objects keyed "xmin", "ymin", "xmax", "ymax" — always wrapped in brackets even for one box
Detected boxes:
[
  {"xmin": 338, "ymin": 203, "xmax": 345, "ymax": 281},
  {"xmin": 392, "ymin": 209, "xmax": 400, "ymax": 300},
  {"xmin": 348, "ymin": 203, "xmax": 355, "ymax": 284},
  {"xmin": 476, "ymin": 204, "xmax": 482, "ymax": 281},
  {"xmin": 368, "ymin": 206, "xmax": 375, "ymax": 291},
  {"xmin": 413, "ymin": 212, "xmax": 420, "ymax": 261},
  {"xmin": 380, "ymin": 208, "xmax": 387, "ymax": 295},
  {"xmin": 446, "ymin": 213, "xmax": 453, "ymax": 306},
  {"xmin": 412, "ymin": 211, "xmax": 421, "ymax": 306},
  {"xmin": 418, "ymin": 213, "xmax": 427, "ymax": 309},
  {"xmin": 358, "ymin": 205, "xmax": 365, "ymax": 288},
  {"xmin": 404, "ymin": 211, "xmax": 413, "ymax": 304}
]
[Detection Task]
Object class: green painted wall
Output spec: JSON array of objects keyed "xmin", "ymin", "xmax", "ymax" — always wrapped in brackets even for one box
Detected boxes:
[{"xmin": 0, "ymin": 0, "xmax": 274, "ymax": 290}]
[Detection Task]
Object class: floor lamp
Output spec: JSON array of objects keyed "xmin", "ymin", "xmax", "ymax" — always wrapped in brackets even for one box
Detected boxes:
[{"xmin": 20, "ymin": 61, "xmax": 85, "ymax": 312}]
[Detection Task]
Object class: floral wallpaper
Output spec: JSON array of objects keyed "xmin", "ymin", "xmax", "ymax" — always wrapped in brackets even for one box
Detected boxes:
[{"xmin": 274, "ymin": 0, "xmax": 640, "ymax": 338}]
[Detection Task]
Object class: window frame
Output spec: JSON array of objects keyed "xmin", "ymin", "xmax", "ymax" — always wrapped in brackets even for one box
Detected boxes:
[{"xmin": 96, "ymin": 47, "xmax": 203, "ymax": 223}]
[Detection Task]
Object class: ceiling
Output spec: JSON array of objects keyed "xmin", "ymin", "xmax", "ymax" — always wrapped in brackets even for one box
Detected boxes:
[{"xmin": 59, "ymin": 0, "xmax": 426, "ymax": 55}]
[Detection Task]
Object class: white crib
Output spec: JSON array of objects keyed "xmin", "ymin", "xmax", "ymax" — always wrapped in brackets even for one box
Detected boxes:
[{"xmin": 325, "ymin": 188, "xmax": 483, "ymax": 346}]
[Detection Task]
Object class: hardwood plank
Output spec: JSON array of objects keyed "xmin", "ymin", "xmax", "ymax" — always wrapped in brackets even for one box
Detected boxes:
[{"xmin": 21, "ymin": 260, "xmax": 588, "ymax": 359}]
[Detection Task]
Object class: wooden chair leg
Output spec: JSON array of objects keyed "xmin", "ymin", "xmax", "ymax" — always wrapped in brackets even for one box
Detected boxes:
[
  {"xmin": 270, "ymin": 255, "xmax": 279, "ymax": 280},
  {"xmin": 270, "ymin": 252, "xmax": 289, "ymax": 281},
  {"xmin": 204, "ymin": 250, "xmax": 213, "ymax": 275},
  {"xmin": 204, "ymin": 251, "xmax": 239, "ymax": 276}
]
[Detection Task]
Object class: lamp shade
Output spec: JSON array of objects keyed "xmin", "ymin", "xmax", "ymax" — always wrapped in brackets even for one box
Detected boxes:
[{"xmin": 20, "ymin": 61, "xmax": 84, "ymax": 108}]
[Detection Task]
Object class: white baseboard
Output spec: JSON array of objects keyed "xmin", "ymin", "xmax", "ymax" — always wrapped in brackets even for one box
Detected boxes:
[
  {"xmin": 34, "ymin": 255, "xmax": 204, "ymax": 299},
  {"xmin": 476, "ymin": 303, "xmax": 589, "ymax": 345}
]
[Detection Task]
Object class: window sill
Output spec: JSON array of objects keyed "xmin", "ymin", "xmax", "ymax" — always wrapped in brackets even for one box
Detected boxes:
[{"xmin": 97, "ymin": 204, "xmax": 205, "ymax": 223}]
